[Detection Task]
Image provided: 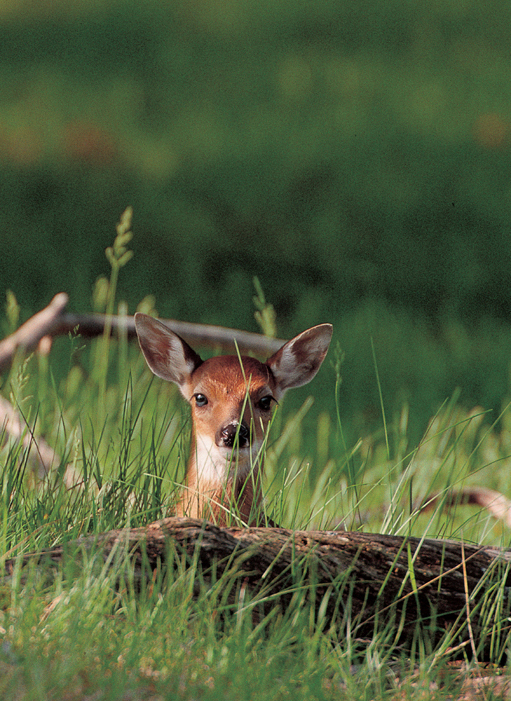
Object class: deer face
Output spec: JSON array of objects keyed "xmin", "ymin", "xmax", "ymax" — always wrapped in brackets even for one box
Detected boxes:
[
  {"xmin": 185, "ymin": 355, "xmax": 277, "ymax": 471},
  {"xmin": 134, "ymin": 313, "xmax": 333, "ymax": 524}
]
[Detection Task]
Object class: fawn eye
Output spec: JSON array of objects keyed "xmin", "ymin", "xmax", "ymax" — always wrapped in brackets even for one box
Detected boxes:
[
  {"xmin": 194, "ymin": 393, "xmax": 208, "ymax": 407},
  {"xmin": 257, "ymin": 395, "xmax": 274, "ymax": 412}
]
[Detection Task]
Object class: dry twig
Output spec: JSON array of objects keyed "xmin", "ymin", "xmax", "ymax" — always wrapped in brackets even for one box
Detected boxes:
[{"xmin": 0, "ymin": 394, "xmax": 80, "ymax": 487}]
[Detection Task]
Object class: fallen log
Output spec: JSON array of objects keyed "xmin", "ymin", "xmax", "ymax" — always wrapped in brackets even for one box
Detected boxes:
[{"xmin": 5, "ymin": 518, "xmax": 511, "ymax": 655}]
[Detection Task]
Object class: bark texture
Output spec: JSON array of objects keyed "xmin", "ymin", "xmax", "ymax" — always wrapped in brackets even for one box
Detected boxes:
[{"xmin": 5, "ymin": 518, "xmax": 511, "ymax": 652}]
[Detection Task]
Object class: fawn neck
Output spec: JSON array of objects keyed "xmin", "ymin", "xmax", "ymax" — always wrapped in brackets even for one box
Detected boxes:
[{"xmin": 175, "ymin": 436, "xmax": 265, "ymax": 526}]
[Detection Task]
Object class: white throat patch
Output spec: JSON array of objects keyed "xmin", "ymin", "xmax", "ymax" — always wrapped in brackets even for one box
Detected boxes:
[{"xmin": 194, "ymin": 434, "xmax": 261, "ymax": 484}]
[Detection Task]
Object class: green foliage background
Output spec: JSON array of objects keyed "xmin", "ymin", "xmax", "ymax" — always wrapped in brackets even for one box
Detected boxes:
[
  {"xmin": 4, "ymin": 6, "xmax": 511, "ymax": 691},
  {"xmin": 2, "ymin": 0, "xmax": 511, "ymax": 438}
]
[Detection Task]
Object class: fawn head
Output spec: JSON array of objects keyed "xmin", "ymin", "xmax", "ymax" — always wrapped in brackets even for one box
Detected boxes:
[{"xmin": 134, "ymin": 313, "xmax": 332, "ymax": 523}]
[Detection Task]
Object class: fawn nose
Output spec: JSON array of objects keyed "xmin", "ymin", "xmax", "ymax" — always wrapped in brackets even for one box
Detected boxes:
[{"xmin": 218, "ymin": 422, "xmax": 250, "ymax": 449}]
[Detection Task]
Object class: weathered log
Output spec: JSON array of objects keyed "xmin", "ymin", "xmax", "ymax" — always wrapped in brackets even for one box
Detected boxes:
[{"xmin": 5, "ymin": 518, "xmax": 511, "ymax": 654}]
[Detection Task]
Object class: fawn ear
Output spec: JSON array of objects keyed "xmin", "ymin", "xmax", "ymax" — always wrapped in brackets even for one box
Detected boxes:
[
  {"xmin": 267, "ymin": 324, "xmax": 333, "ymax": 397},
  {"xmin": 134, "ymin": 313, "xmax": 203, "ymax": 392}
]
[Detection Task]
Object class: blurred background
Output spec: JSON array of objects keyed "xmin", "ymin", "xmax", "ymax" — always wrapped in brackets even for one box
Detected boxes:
[{"xmin": 1, "ymin": 0, "xmax": 511, "ymax": 444}]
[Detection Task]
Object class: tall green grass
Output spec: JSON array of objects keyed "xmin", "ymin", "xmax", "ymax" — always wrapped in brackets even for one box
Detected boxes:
[{"xmin": 2, "ymin": 233, "xmax": 511, "ymax": 697}]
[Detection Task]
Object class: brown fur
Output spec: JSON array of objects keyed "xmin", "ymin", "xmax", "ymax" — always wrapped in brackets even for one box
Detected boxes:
[{"xmin": 135, "ymin": 314, "xmax": 332, "ymax": 527}]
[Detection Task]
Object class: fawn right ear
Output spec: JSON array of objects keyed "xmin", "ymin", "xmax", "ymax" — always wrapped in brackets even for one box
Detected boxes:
[
  {"xmin": 134, "ymin": 313, "xmax": 203, "ymax": 392},
  {"xmin": 267, "ymin": 323, "xmax": 333, "ymax": 396}
]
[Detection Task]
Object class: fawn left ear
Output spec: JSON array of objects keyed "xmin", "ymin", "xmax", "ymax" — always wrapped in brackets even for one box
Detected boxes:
[
  {"xmin": 134, "ymin": 313, "xmax": 203, "ymax": 391},
  {"xmin": 266, "ymin": 324, "xmax": 333, "ymax": 395}
]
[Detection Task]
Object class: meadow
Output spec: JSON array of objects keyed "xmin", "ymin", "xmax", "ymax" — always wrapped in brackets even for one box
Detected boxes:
[
  {"xmin": 1, "ymin": 226, "xmax": 511, "ymax": 699},
  {"xmin": 3, "ymin": 0, "xmax": 511, "ymax": 697}
]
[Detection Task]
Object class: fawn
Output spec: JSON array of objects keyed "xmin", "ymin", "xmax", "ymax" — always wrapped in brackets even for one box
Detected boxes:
[{"xmin": 134, "ymin": 313, "xmax": 332, "ymax": 527}]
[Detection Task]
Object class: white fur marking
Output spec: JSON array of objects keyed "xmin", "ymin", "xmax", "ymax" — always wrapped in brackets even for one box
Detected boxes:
[{"xmin": 194, "ymin": 432, "xmax": 262, "ymax": 485}]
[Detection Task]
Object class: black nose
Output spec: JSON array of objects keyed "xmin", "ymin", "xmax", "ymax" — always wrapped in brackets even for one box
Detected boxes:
[{"xmin": 219, "ymin": 422, "xmax": 250, "ymax": 449}]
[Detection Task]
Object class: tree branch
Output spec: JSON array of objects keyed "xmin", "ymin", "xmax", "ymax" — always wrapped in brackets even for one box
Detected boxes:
[
  {"xmin": 0, "ymin": 293, "xmax": 69, "ymax": 374},
  {"xmin": 0, "ymin": 294, "xmax": 286, "ymax": 375},
  {"xmin": 54, "ymin": 312, "xmax": 286, "ymax": 356},
  {"xmin": 0, "ymin": 294, "xmax": 285, "ymax": 481}
]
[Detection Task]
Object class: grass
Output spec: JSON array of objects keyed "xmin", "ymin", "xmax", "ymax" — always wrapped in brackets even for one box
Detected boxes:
[
  {"xmin": 2, "ymin": 359, "xmax": 511, "ymax": 699},
  {"xmin": 2, "ymin": 240, "xmax": 511, "ymax": 698}
]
